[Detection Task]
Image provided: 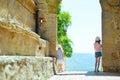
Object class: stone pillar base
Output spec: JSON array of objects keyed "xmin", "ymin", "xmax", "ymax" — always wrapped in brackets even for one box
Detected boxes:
[{"xmin": 0, "ymin": 56, "xmax": 54, "ymax": 80}]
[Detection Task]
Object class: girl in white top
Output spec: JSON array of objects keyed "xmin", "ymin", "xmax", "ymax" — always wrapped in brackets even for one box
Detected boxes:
[{"xmin": 56, "ymin": 45, "xmax": 64, "ymax": 72}]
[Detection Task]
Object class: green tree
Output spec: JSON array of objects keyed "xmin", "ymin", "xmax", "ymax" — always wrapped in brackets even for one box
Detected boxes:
[{"xmin": 57, "ymin": 5, "xmax": 73, "ymax": 57}]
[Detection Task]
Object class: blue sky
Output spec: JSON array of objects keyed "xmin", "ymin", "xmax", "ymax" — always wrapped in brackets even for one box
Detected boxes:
[{"xmin": 61, "ymin": 0, "xmax": 102, "ymax": 53}]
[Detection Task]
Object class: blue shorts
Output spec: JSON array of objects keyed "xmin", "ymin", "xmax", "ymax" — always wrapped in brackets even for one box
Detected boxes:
[{"xmin": 95, "ymin": 52, "xmax": 102, "ymax": 58}]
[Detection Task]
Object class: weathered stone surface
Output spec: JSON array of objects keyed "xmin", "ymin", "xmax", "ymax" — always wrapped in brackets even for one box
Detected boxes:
[
  {"xmin": 0, "ymin": 0, "xmax": 57, "ymax": 57},
  {"xmin": 0, "ymin": 22, "xmax": 48, "ymax": 56},
  {"xmin": 38, "ymin": 39, "xmax": 50, "ymax": 57},
  {"xmin": 39, "ymin": 14, "xmax": 57, "ymax": 57},
  {"xmin": 37, "ymin": 0, "xmax": 61, "ymax": 57},
  {"xmin": 100, "ymin": 0, "xmax": 120, "ymax": 72},
  {"xmin": 0, "ymin": 56, "xmax": 54, "ymax": 80},
  {"xmin": 46, "ymin": 0, "xmax": 61, "ymax": 13},
  {"xmin": 0, "ymin": 0, "xmax": 36, "ymax": 32},
  {"xmin": 0, "ymin": 0, "xmax": 61, "ymax": 79}
]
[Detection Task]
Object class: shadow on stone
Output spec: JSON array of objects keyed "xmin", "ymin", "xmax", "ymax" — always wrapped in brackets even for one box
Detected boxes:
[
  {"xmin": 86, "ymin": 71, "xmax": 120, "ymax": 76},
  {"xmin": 56, "ymin": 71, "xmax": 120, "ymax": 77}
]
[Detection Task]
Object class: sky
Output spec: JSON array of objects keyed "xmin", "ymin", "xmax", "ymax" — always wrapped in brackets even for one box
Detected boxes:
[{"xmin": 61, "ymin": 0, "xmax": 102, "ymax": 53}]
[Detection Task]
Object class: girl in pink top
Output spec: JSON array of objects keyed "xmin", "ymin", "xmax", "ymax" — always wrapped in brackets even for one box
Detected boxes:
[{"xmin": 94, "ymin": 36, "xmax": 102, "ymax": 72}]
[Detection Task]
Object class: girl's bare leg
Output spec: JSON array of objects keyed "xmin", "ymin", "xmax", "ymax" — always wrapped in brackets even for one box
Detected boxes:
[
  {"xmin": 97, "ymin": 57, "xmax": 101, "ymax": 72},
  {"xmin": 95, "ymin": 58, "xmax": 97, "ymax": 72},
  {"xmin": 59, "ymin": 64, "xmax": 63, "ymax": 72},
  {"xmin": 96, "ymin": 57, "xmax": 100, "ymax": 72}
]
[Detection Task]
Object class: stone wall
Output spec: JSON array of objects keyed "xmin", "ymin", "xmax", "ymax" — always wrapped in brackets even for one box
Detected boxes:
[
  {"xmin": 0, "ymin": 56, "xmax": 54, "ymax": 80},
  {"xmin": 0, "ymin": 21, "xmax": 50, "ymax": 56},
  {"xmin": 0, "ymin": 0, "xmax": 61, "ymax": 79},
  {"xmin": 100, "ymin": 0, "xmax": 120, "ymax": 72},
  {"xmin": 0, "ymin": 0, "xmax": 36, "ymax": 31},
  {"xmin": 0, "ymin": 0, "xmax": 61, "ymax": 57},
  {"xmin": 37, "ymin": 0, "xmax": 61, "ymax": 57},
  {"xmin": 0, "ymin": 0, "xmax": 52, "ymax": 57}
]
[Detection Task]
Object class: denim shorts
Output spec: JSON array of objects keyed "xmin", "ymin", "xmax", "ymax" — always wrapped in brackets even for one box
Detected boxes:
[{"xmin": 95, "ymin": 52, "xmax": 102, "ymax": 58}]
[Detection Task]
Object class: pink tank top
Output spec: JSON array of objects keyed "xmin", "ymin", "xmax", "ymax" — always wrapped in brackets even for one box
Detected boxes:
[{"xmin": 94, "ymin": 42, "xmax": 102, "ymax": 52}]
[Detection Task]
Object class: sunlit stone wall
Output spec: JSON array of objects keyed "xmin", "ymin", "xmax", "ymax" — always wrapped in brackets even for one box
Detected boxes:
[
  {"xmin": 0, "ymin": 56, "xmax": 54, "ymax": 80},
  {"xmin": 0, "ymin": 0, "xmax": 61, "ymax": 79},
  {"xmin": 37, "ymin": 0, "xmax": 61, "ymax": 57},
  {"xmin": 0, "ymin": 22, "xmax": 50, "ymax": 56},
  {"xmin": 0, "ymin": 0, "xmax": 51, "ymax": 56},
  {"xmin": 0, "ymin": 0, "xmax": 61, "ymax": 57},
  {"xmin": 100, "ymin": 0, "xmax": 120, "ymax": 72},
  {"xmin": 0, "ymin": 0, "xmax": 36, "ymax": 31}
]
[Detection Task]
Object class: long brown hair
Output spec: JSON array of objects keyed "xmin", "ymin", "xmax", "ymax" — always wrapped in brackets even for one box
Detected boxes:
[{"xmin": 95, "ymin": 40, "xmax": 101, "ymax": 44}]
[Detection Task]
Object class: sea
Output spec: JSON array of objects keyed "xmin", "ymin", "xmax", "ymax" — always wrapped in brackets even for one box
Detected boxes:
[{"xmin": 65, "ymin": 53, "xmax": 102, "ymax": 71}]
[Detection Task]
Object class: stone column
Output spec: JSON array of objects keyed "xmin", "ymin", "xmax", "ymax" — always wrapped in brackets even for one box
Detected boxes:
[
  {"xmin": 100, "ymin": 0, "xmax": 120, "ymax": 72},
  {"xmin": 37, "ymin": 0, "xmax": 61, "ymax": 57},
  {"xmin": 47, "ymin": 14, "xmax": 57, "ymax": 57}
]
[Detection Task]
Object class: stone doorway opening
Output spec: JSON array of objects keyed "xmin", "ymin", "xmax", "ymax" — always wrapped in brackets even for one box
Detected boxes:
[
  {"xmin": 61, "ymin": 0, "xmax": 102, "ymax": 72},
  {"xmin": 61, "ymin": 0, "xmax": 120, "ymax": 72}
]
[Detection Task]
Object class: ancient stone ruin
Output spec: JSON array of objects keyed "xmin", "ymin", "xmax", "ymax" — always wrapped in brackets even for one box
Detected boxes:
[
  {"xmin": 0, "ymin": 0, "xmax": 61, "ymax": 79},
  {"xmin": 0, "ymin": 0, "xmax": 120, "ymax": 80}
]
